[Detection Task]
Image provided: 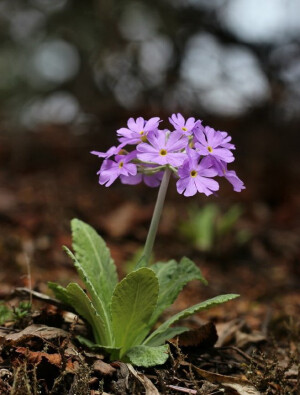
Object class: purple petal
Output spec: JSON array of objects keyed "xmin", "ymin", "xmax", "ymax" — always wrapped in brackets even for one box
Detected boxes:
[
  {"xmin": 176, "ymin": 177, "xmax": 188, "ymax": 195},
  {"xmin": 120, "ymin": 174, "xmax": 142, "ymax": 185},
  {"xmin": 185, "ymin": 117, "xmax": 196, "ymax": 130},
  {"xmin": 166, "ymin": 152, "xmax": 186, "ymax": 167},
  {"xmin": 99, "ymin": 170, "xmax": 119, "ymax": 187},
  {"xmin": 146, "ymin": 130, "xmax": 167, "ymax": 150},
  {"xmin": 124, "ymin": 163, "xmax": 137, "ymax": 176},
  {"xmin": 137, "ymin": 152, "xmax": 162, "ymax": 164},
  {"xmin": 225, "ymin": 170, "xmax": 245, "ymax": 192},
  {"xmin": 143, "ymin": 172, "xmax": 163, "ymax": 187},
  {"xmin": 204, "ymin": 127, "xmax": 216, "ymax": 146},
  {"xmin": 137, "ymin": 143, "xmax": 158, "ymax": 154},
  {"xmin": 144, "ymin": 117, "xmax": 160, "ymax": 132},
  {"xmin": 166, "ymin": 132, "xmax": 188, "ymax": 151},
  {"xmin": 213, "ymin": 148, "xmax": 234, "ymax": 163},
  {"xmin": 194, "ymin": 128, "xmax": 207, "ymax": 146},
  {"xmin": 117, "ymin": 127, "xmax": 132, "ymax": 137},
  {"xmin": 199, "ymin": 167, "xmax": 218, "ymax": 177},
  {"xmin": 195, "ymin": 176, "xmax": 219, "ymax": 196},
  {"xmin": 195, "ymin": 144, "xmax": 209, "ymax": 156}
]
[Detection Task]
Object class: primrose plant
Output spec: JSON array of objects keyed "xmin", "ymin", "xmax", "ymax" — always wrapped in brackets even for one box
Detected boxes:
[{"xmin": 49, "ymin": 114, "xmax": 244, "ymax": 367}]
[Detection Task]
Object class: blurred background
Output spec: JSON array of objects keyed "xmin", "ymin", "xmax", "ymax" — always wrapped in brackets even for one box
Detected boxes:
[{"xmin": 0, "ymin": 0, "xmax": 299, "ymax": 315}]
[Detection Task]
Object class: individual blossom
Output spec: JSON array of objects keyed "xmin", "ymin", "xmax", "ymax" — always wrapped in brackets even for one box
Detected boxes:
[
  {"xmin": 176, "ymin": 149, "xmax": 219, "ymax": 197},
  {"xmin": 194, "ymin": 126, "xmax": 234, "ymax": 163},
  {"xmin": 91, "ymin": 142, "xmax": 127, "ymax": 158},
  {"xmin": 117, "ymin": 117, "xmax": 160, "ymax": 145},
  {"xmin": 202, "ymin": 156, "xmax": 245, "ymax": 192},
  {"xmin": 97, "ymin": 151, "xmax": 137, "ymax": 187},
  {"xmin": 137, "ymin": 130, "xmax": 188, "ymax": 167},
  {"xmin": 169, "ymin": 113, "xmax": 200, "ymax": 136}
]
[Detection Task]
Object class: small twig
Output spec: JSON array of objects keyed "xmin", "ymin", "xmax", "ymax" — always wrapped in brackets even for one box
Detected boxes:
[
  {"xmin": 167, "ymin": 385, "xmax": 197, "ymax": 394},
  {"xmin": 0, "ymin": 326, "xmax": 15, "ymax": 332},
  {"xmin": 11, "ymin": 287, "xmax": 76, "ymax": 313},
  {"xmin": 217, "ymin": 346, "xmax": 265, "ymax": 369},
  {"xmin": 24, "ymin": 254, "xmax": 32, "ymax": 307},
  {"xmin": 261, "ymin": 306, "xmax": 273, "ymax": 335}
]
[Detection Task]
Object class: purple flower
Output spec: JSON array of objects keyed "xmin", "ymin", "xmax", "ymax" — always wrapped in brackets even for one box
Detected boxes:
[
  {"xmin": 203, "ymin": 156, "xmax": 245, "ymax": 192},
  {"xmin": 194, "ymin": 126, "xmax": 234, "ymax": 163},
  {"xmin": 97, "ymin": 152, "xmax": 137, "ymax": 187},
  {"xmin": 91, "ymin": 142, "xmax": 126, "ymax": 158},
  {"xmin": 117, "ymin": 117, "xmax": 160, "ymax": 145},
  {"xmin": 91, "ymin": 114, "xmax": 244, "ymax": 194},
  {"xmin": 137, "ymin": 130, "xmax": 188, "ymax": 167},
  {"xmin": 169, "ymin": 113, "xmax": 199, "ymax": 135},
  {"xmin": 176, "ymin": 150, "xmax": 219, "ymax": 197}
]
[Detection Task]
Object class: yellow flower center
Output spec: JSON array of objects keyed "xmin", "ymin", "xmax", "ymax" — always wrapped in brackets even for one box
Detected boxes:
[
  {"xmin": 141, "ymin": 135, "xmax": 148, "ymax": 143},
  {"xmin": 182, "ymin": 127, "xmax": 187, "ymax": 132},
  {"xmin": 207, "ymin": 146, "xmax": 213, "ymax": 153},
  {"xmin": 190, "ymin": 170, "xmax": 197, "ymax": 178},
  {"xmin": 119, "ymin": 161, "xmax": 124, "ymax": 168},
  {"xmin": 159, "ymin": 149, "xmax": 167, "ymax": 156},
  {"xmin": 139, "ymin": 130, "xmax": 144, "ymax": 135}
]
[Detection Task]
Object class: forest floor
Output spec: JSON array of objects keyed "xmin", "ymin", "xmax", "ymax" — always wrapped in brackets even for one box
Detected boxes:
[{"xmin": 0, "ymin": 129, "xmax": 299, "ymax": 394}]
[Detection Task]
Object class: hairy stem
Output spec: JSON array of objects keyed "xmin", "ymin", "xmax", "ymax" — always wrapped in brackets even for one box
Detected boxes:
[{"xmin": 136, "ymin": 167, "xmax": 172, "ymax": 268}]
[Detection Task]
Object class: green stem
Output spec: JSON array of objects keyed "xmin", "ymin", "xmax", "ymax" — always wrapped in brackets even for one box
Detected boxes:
[{"xmin": 136, "ymin": 167, "xmax": 172, "ymax": 268}]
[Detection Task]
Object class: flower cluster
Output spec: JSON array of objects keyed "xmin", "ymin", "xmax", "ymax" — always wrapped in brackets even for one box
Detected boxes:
[{"xmin": 91, "ymin": 114, "xmax": 245, "ymax": 197}]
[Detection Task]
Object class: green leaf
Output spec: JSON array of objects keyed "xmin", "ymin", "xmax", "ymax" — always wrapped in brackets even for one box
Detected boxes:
[
  {"xmin": 63, "ymin": 219, "xmax": 118, "ymax": 345},
  {"xmin": 143, "ymin": 326, "xmax": 188, "ymax": 347},
  {"xmin": 0, "ymin": 303, "xmax": 13, "ymax": 325},
  {"xmin": 48, "ymin": 282, "xmax": 70, "ymax": 306},
  {"xmin": 217, "ymin": 205, "xmax": 243, "ymax": 237},
  {"xmin": 63, "ymin": 246, "xmax": 113, "ymax": 345},
  {"xmin": 70, "ymin": 219, "xmax": 118, "ymax": 311},
  {"xmin": 180, "ymin": 204, "xmax": 219, "ymax": 251},
  {"xmin": 76, "ymin": 335, "xmax": 121, "ymax": 356},
  {"xmin": 126, "ymin": 344, "xmax": 169, "ymax": 367},
  {"xmin": 146, "ymin": 294, "xmax": 239, "ymax": 345},
  {"xmin": 66, "ymin": 282, "xmax": 112, "ymax": 346},
  {"xmin": 149, "ymin": 257, "xmax": 207, "ymax": 326},
  {"xmin": 49, "ymin": 282, "xmax": 110, "ymax": 346},
  {"xmin": 111, "ymin": 268, "xmax": 159, "ymax": 357}
]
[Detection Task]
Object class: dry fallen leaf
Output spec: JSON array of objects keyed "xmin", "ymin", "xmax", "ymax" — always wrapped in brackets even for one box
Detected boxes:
[
  {"xmin": 222, "ymin": 382, "xmax": 261, "ymax": 394},
  {"xmin": 216, "ymin": 319, "xmax": 245, "ymax": 347},
  {"xmin": 127, "ymin": 364, "xmax": 160, "ymax": 395},
  {"xmin": 193, "ymin": 365, "xmax": 248, "ymax": 385},
  {"xmin": 176, "ymin": 322, "xmax": 218, "ymax": 349},
  {"xmin": 15, "ymin": 347, "xmax": 62, "ymax": 366},
  {"xmin": 235, "ymin": 331, "xmax": 266, "ymax": 349},
  {"xmin": 1, "ymin": 324, "xmax": 69, "ymax": 345},
  {"xmin": 93, "ymin": 360, "xmax": 116, "ymax": 376}
]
